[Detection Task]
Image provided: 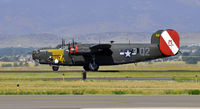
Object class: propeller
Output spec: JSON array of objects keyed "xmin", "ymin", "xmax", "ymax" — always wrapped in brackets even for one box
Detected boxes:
[
  {"xmin": 72, "ymin": 38, "xmax": 75, "ymax": 49},
  {"xmin": 68, "ymin": 38, "xmax": 78, "ymax": 54},
  {"xmin": 67, "ymin": 38, "xmax": 75, "ymax": 63},
  {"xmin": 61, "ymin": 38, "xmax": 65, "ymax": 49},
  {"xmin": 68, "ymin": 41, "xmax": 71, "ymax": 51}
]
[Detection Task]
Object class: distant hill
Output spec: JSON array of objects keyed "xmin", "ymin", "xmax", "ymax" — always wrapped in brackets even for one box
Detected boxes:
[
  {"xmin": 180, "ymin": 32, "xmax": 200, "ymax": 45},
  {"xmin": 0, "ymin": 1, "xmax": 199, "ymax": 47},
  {"xmin": 0, "ymin": 47, "xmax": 33, "ymax": 57},
  {"xmin": 0, "ymin": 32, "xmax": 199, "ymax": 48},
  {"xmin": 0, "ymin": 33, "xmax": 59, "ymax": 48},
  {"xmin": 0, "ymin": 0, "xmax": 200, "ymax": 35},
  {"xmin": 78, "ymin": 32, "xmax": 151, "ymax": 44}
]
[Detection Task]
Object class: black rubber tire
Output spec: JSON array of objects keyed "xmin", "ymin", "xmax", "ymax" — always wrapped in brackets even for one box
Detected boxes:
[
  {"xmin": 52, "ymin": 66, "xmax": 59, "ymax": 71},
  {"xmin": 83, "ymin": 65, "xmax": 90, "ymax": 71},
  {"xmin": 88, "ymin": 63, "xmax": 99, "ymax": 71}
]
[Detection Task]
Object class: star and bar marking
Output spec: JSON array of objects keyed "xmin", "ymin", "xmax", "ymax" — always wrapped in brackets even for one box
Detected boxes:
[{"xmin": 120, "ymin": 49, "xmax": 133, "ymax": 58}]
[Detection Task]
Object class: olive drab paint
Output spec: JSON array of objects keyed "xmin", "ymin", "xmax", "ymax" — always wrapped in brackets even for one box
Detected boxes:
[{"xmin": 32, "ymin": 29, "xmax": 180, "ymax": 71}]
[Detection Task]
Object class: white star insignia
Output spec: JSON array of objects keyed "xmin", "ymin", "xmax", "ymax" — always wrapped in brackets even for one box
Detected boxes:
[{"xmin": 124, "ymin": 50, "xmax": 131, "ymax": 58}]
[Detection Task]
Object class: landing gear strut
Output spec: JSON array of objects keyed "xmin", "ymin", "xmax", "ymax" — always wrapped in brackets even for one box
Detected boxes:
[
  {"xmin": 82, "ymin": 71, "xmax": 87, "ymax": 80},
  {"xmin": 52, "ymin": 66, "xmax": 59, "ymax": 71}
]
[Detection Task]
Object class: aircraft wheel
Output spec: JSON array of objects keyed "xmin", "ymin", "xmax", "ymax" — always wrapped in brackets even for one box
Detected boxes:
[
  {"xmin": 52, "ymin": 66, "xmax": 59, "ymax": 71},
  {"xmin": 83, "ymin": 65, "xmax": 90, "ymax": 71},
  {"xmin": 89, "ymin": 63, "xmax": 99, "ymax": 71}
]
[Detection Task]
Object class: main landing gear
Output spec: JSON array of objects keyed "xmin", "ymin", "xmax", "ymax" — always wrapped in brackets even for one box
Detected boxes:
[
  {"xmin": 52, "ymin": 66, "xmax": 59, "ymax": 71},
  {"xmin": 82, "ymin": 71, "xmax": 87, "ymax": 80},
  {"xmin": 83, "ymin": 55, "xmax": 99, "ymax": 71},
  {"xmin": 83, "ymin": 63, "xmax": 99, "ymax": 71}
]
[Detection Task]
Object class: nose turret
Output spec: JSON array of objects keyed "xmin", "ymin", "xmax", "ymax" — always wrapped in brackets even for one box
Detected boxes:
[{"xmin": 32, "ymin": 50, "xmax": 40, "ymax": 60}]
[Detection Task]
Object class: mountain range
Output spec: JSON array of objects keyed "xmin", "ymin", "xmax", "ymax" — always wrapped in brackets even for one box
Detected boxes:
[
  {"xmin": 0, "ymin": 32, "xmax": 198, "ymax": 48},
  {"xmin": 0, "ymin": 0, "xmax": 199, "ymax": 47}
]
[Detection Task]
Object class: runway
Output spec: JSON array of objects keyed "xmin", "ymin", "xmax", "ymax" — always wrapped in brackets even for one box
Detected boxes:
[
  {"xmin": 1, "ymin": 95, "xmax": 200, "ymax": 109},
  {"xmin": 0, "ymin": 70, "xmax": 200, "ymax": 73}
]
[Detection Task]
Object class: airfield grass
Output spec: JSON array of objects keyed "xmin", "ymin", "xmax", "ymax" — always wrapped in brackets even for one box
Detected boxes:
[
  {"xmin": 1, "ymin": 61, "xmax": 200, "ymax": 95},
  {"xmin": 0, "ymin": 72, "xmax": 200, "ymax": 80},
  {"xmin": 1, "ymin": 80, "xmax": 200, "ymax": 95},
  {"xmin": 1, "ymin": 61, "xmax": 200, "ymax": 71}
]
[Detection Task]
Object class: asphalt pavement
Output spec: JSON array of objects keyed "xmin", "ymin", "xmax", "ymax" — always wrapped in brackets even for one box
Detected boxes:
[{"xmin": 0, "ymin": 95, "xmax": 200, "ymax": 109}]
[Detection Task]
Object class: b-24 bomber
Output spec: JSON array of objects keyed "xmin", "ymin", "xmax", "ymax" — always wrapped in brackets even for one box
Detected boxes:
[{"xmin": 32, "ymin": 29, "xmax": 180, "ymax": 71}]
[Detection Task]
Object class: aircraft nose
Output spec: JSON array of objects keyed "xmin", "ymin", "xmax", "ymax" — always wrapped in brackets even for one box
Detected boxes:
[{"xmin": 32, "ymin": 50, "xmax": 40, "ymax": 60}]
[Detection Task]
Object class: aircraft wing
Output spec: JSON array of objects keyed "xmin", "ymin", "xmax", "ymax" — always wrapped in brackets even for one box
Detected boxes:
[
  {"xmin": 88, "ymin": 44, "xmax": 113, "ymax": 56},
  {"xmin": 90, "ymin": 44, "xmax": 111, "ymax": 50},
  {"xmin": 70, "ymin": 44, "xmax": 112, "ymax": 55},
  {"xmin": 72, "ymin": 44, "xmax": 112, "ymax": 55}
]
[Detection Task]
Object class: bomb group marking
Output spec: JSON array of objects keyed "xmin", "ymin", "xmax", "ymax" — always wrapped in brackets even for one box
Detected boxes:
[{"xmin": 160, "ymin": 30, "xmax": 180, "ymax": 56}]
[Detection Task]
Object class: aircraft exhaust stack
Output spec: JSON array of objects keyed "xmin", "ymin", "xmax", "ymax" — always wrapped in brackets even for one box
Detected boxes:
[{"xmin": 151, "ymin": 29, "xmax": 180, "ymax": 56}]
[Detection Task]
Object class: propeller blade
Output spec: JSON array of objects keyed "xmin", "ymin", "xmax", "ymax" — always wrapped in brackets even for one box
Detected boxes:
[
  {"xmin": 68, "ymin": 41, "xmax": 72, "ymax": 54},
  {"xmin": 72, "ymin": 38, "xmax": 75, "ymax": 48},
  {"xmin": 62, "ymin": 38, "xmax": 65, "ymax": 48}
]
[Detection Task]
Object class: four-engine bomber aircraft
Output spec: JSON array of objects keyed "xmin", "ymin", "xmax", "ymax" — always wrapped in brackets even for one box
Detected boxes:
[{"xmin": 32, "ymin": 29, "xmax": 180, "ymax": 71}]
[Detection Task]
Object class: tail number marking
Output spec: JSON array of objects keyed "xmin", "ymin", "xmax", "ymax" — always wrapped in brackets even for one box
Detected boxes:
[{"xmin": 140, "ymin": 48, "xmax": 150, "ymax": 56}]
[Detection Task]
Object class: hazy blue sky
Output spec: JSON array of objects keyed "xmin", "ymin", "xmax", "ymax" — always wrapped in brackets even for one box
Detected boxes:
[{"xmin": 0, "ymin": 0, "xmax": 199, "ymax": 35}]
